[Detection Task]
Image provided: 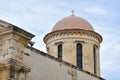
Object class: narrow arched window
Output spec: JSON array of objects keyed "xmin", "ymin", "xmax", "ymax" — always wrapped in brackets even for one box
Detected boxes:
[
  {"xmin": 93, "ymin": 47, "xmax": 96, "ymax": 74},
  {"xmin": 58, "ymin": 44, "xmax": 62, "ymax": 60},
  {"xmin": 76, "ymin": 43, "xmax": 82, "ymax": 69}
]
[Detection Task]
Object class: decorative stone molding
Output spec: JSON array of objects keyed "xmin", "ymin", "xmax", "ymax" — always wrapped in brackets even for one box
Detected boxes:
[
  {"xmin": 0, "ymin": 58, "xmax": 30, "ymax": 72},
  {"xmin": 44, "ymin": 29, "xmax": 102, "ymax": 44},
  {"xmin": 0, "ymin": 20, "xmax": 12, "ymax": 29},
  {"xmin": 55, "ymin": 41, "xmax": 64, "ymax": 45},
  {"xmin": 74, "ymin": 40, "xmax": 85, "ymax": 44},
  {"xmin": 0, "ymin": 58, "xmax": 30, "ymax": 80},
  {"xmin": 93, "ymin": 44, "xmax": 99, "ymax": 48},
  {"xmin": 0, "ymin": 25, "xmax": 34, "ymax": 40}
]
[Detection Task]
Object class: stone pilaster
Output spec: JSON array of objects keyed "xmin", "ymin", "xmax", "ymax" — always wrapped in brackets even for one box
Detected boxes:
[{"xmin": 0, "ymin": 22, "xmax": 34, "ymax": 80}]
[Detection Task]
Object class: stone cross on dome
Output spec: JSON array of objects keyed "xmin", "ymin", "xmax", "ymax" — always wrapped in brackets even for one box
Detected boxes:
[{"xmin": 71, "ymin": 10, "xmax": 75, "ymax": 15}]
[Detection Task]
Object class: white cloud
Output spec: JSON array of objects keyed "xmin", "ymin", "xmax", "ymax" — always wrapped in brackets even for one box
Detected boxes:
[
  {"xmin": 93, "ymin": 24, "xmax": 120, "ymax": 79},
  {"xmin": 101, "ymin": 42, "xmax": 120, "ymax": 77},
  {"xmin": 32, "ymin": 35, "xmax": 46, "ymax": 52},
  {"xmin": 85, "ymin": 6, "xmax": 108, "ymax": 15}
]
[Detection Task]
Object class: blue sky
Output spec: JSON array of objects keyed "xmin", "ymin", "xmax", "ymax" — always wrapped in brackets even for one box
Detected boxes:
[{"xmin": 0, "ymin": 0, "xmax": 120, "ymax": 80}]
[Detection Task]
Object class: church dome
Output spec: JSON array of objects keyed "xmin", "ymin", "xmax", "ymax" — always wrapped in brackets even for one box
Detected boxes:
[{"xmin": 52, "ymin": 15, "xmax": 94, "ymax": 31}]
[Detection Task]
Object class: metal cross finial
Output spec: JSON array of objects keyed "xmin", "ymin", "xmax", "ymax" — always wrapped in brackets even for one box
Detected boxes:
[{"xmin": 71, "ymin": 10, "xmax": 75, "ymax": 15}]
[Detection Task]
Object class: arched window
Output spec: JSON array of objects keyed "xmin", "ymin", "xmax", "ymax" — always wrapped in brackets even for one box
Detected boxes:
[
  {"xmin": 76, "ymin": 43, "xmax": 82, "ymax": 69},
  {"xmin": 58, "ymin": 44, "xmax": 62, "ymax": 60},
  {"xmin": 93, "ymin": 47, "xmax": 96, "ymax": 74}
]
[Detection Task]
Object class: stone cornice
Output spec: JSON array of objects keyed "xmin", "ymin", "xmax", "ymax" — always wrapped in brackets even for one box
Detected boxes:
[
  {"xmin": 0, "ymin": 25, "xmax": 35, "ymax": 40},
  {"xmin": 0, "ymin": 58, "xmax": 30, "ymax": 72},
  {"xmin": 44, "ymin": 29, "xmax": 102, "ymax": 44},
  {"xmin": 55, "ymin": 41, "xmax": 64, "ymax": 45},
  {"xmin": 0, "ymin": 20, "xmax": 13, "ymax": 28}
]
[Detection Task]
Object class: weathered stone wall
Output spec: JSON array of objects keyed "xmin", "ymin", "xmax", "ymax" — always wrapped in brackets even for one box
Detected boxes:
[{"xmin": 23, "ymin": 48, "xmax": 104, "ymax": 80}]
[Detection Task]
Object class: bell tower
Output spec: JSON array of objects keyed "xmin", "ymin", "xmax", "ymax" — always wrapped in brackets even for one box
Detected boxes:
[
  {"xmin": 0, "ymin": 20, "xmax": 34, "ymax": 80},
  {"xmin": 44, "ymin": 14, "xmax": 102, "ymax": 76}
]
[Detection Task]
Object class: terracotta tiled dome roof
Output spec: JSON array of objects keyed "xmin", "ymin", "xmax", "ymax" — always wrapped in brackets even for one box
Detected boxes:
[{"xmin": 52, "ymin": 15, "xmax": 94, "ymax": 31}]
